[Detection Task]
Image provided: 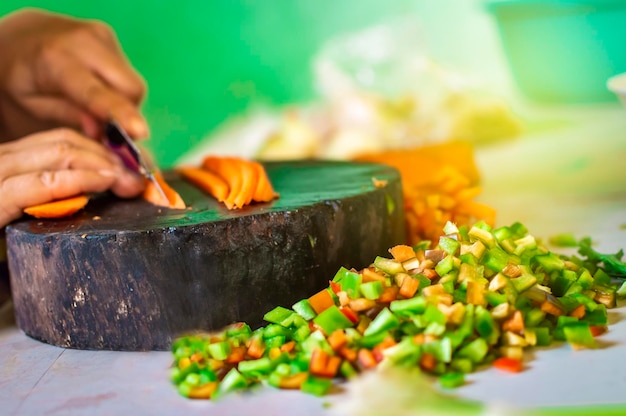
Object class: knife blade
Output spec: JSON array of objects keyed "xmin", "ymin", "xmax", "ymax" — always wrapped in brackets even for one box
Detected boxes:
[{"xmin": 104, "ymin": 120, "xmax": 169, "ymax": 203}]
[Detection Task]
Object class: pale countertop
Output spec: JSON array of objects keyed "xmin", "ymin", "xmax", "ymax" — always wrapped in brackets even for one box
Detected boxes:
[{"xmin": 1, "ymin": 103, "xmax": 625, "ymax": 416}]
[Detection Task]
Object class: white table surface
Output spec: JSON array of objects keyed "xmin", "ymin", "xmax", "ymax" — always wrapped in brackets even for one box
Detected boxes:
[{"xmin": 1, "ymin": 103, "xmax": 625, "ymax": 416}]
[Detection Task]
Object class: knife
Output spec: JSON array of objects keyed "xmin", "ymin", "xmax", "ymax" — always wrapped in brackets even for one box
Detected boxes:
[{"xmin": 104, "ymin": 120, "xmax": 169, "ymax": 202}]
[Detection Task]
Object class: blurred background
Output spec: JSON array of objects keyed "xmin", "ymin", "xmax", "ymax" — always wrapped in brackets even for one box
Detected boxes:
[{"xmin": 2, "ymin": 0, "xmax": 625, "ymax": 168}]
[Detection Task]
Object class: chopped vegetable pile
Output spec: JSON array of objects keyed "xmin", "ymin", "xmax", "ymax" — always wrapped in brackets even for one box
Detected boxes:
[{"xmin": 170, "ymin": 220, "xmax": 624, "ymax": 400}]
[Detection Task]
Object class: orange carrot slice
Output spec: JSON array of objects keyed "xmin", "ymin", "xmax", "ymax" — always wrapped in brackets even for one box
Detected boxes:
[
  {"xmin": 251, "ymin": 161, "xmax": 279, "ymax": 202},
  {"xmin": 143, "ymin": 172, "xmax": 186, "ymax": 209},
  {"xmin": 202, "ymin": 156, "xmax": 279, "ymax": 209},
  {"xmin": 176, "ymin": 166, "xmax": 229, "ymax": 203},
  {"xmin": 493, "ymin": 357, "xmax": 523, "ymax": 373},
  {"xmin": 23, "ymin": 195, "xmax": 90, "ymax": 219},
  {"xmin": 203, "ymin": 157, "xmax": 242, "ymax": 209},
  {"xmin": 234, "ymin": 159, "xmax": 259, "ymax": 208}
]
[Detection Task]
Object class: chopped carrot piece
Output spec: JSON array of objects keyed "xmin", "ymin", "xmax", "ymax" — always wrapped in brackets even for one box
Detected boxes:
[
  {"xmin": 372, "ymin": 337, "xmax": 397, "ymax": 362},
  {"xmin": 325, "ymin": 356, "xmax": 342, "ymax": 378},
  {"xmin": 502, "ymin": 310, "xmax": 525, "ymax": 334},
  {"xmin": 226, "ymin": 346, "xmax": 247, "ymax": 364},
  {"xmin": 327, "ymin": 330, "xmax": 348, "ymax": 351},
  {"xmin": 399, "ymin": 275, "xmax": 420, "ymax": 298},
  {"xmin": 23, "ymin": 194, "xmax": 89, "ymax": 218},
  {"xmin": 309, "ymin": 349, "xmax": 330, "ymax": 376},
  {"xmin": 388, "ymin": 245, "xmax": 416, "ymax": 262},
  {"xmin": 378, "ymin": 286, "xmax": 399, "ymax": 303},
  {"xmin": 278, "ymin": 372, "xmax": 308, "ymax": 389},
  {"xmin": 422, "ymin": 268, "xmax": 439, "ymax": 280},
  {"xmin": 280, "ymin": 341, "xmax": 296, "ymax": 353},
  {"xmin": 569, "ymin": 304, "xmax": 586, "ymax": 319},
  {"xmin": 247, "ymin": 337, "xmax": 265, "ymax": 359},
  {"xmin": 590, "ymin": 325, "xmax": 607, "ymax": 337},
  {"xmin": 308, "ymin": 288, "xmax": 335, "ymax": 314},
  {"xmin": 361, "ymin": 267, "xmax": 386, "ymax": 283},
  {"xmin": 357, "ymin": 349, "xmax": 377, "ymax": 370},
  {"xmin": 329, "ymin": 281, "xmax": 342, "ymax": 294},
  {"xmin": 189, "ymin": 353, "xmax": 204, "ymax": 363},
  {"xmin": 493, "ymin": 357, "xmax": 523, "ymax": 373},
  {"xmin": 419, "ymin": 352, "xmax": 437, "ymax": 371},
  {"xmin": 187, "ymin": 382, "xmax": 218, "ymax": 399},
  {"xmin": 143, "ymin": 172, "xmax": 186, "ymax": 209},
  {"xmin": 176, "ymin": 166, "xmax": 228, "ymax": 202},
  {"xmin": 541, "ymin": 300, "xmax": 564, "ymax": 317},
  {"xmin": 339, "ymin": 346, "xmax": 358, "ymax": 362}
]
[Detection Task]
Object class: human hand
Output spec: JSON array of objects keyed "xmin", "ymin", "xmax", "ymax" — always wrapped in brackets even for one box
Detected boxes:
[
  {"xmin": 0, "ymin": 128, "xmax": 145, "ymax": 228},
  {"xmin": 0, "ymin": 8, "xmax": 147, "ymax": 143}
]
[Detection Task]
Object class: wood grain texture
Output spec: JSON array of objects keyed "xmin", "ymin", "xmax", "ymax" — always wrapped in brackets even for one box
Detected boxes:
[{"xmin": 6, "ymin": 161, "xmax": 405, "ymax": 351}]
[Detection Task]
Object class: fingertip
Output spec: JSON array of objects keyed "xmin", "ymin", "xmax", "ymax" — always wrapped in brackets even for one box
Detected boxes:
[
  {"xmin": 127, "ymin": 115, "xmax": 150, "ymax": 140},
  {"xmin": 111, "ymin": 168, "xmax": 146, "ymax": 198}
]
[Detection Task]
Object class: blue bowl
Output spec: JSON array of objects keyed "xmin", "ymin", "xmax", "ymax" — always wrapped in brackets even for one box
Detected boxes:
[{"xmin": 486, "ymin": 0, "xmax": 626, "ymax": 103}]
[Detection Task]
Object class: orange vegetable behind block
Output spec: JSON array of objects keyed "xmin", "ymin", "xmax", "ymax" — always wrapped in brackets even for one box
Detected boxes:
[
  {"xmin": 23, "ymin": 194, "xmax": 90, "ymax": 219},
  {"xmin": 353, "ymin": 141, "xmax": 496, "ymax": 245}
]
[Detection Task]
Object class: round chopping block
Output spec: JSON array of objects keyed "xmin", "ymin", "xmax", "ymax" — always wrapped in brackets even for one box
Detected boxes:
[{"xmin": 6, "ymin": 160, "xmax": 405, "ymax": 350}]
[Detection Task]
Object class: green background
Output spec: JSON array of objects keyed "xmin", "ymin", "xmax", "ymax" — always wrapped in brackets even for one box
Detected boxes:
[
  {"xmin": 1, "ymin": 1, "xmax": 444, "ymax": 168},
  {"xmin": 3, "ymin": 1, "xmax": 622, "ymax": 168}
]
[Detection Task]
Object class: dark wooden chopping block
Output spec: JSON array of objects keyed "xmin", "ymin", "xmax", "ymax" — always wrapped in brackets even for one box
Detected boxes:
[{"xmin": 6, "ymin": 160, "xmax": 405, "ymax": 351}]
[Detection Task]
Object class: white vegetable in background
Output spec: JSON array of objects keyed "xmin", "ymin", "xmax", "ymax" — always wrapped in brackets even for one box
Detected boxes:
[{"xmin": 177, "ymin": 17, "xmax": 521, "ymax": 165}]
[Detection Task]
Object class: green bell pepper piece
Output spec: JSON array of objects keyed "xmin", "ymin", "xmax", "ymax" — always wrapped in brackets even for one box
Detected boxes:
[
  {"xmin": 583, "ymin": 305, "xmax": 608, "ymax": 326},
  {"xmin": 456, "ymin": 337, "xmax": 488, "ymax": 364},
  {"xmin": 564, "ymin": 322, "xmax": 597, "ymax": 349},
  {"xmin": 439, "ymin": 372, "xmax": 465, "ymax": 389},
  {"xmin": 313, "ymin": 305, "xmax": 353, "ymax": 335},
  {"xmin": 450, "ymin": 357, "xmax": 474, "ymax": 374},
  {"xmin": 374, "ymin": 256, "xmax": 405, "ymax": 275},
  {"xmin": 439, "ymin": 236, "xmax": 461, "ymax": 255},
  {"xmin": 511, "ymin": 273, "xmax": 537, "ymax": 293},
  {"xmin": 435, "ymin": 255, "xmax": 456, "ymax": 276},
  {"xmin": 364, "ymin": 308, "xmax": 400, "ymax": 337},
  {"xmin": 238, "ymin": 357, "xmax": 273, "ymax": 377},
  {"xmin": 423, "ymin": 336, "xmax": 453, "ymax": 363},
  {"xmin": 390, "ymin": 296, "xmax": 427, "ymax": 316},
  {"xmin": 551, "ymin": 269, "xmax": 577, "ymax": 297},
  {"xmin": 214, "ymin": 368, "xmax": 249, "ymax": 399},
  {"xmin": 292, "ymin": 299, "xmax": 317, "ymax": 320},
  {"xmin": 474, "ymin": 306, "xmax": 498, "ymax": 345},
  {"xmin": 340, "ymin": 270, "xmax": 362, "ymax": 298},
  {"xmin": 264, "ymin": 306, "xmax": 295, "ymax": 326},
  {"xmin": 360, "ymin": 280, "xmax": 384, "ymax": 300},
  {"xmin": 301, "ymin": 376, "xmax": 332, "ymax": 396},
  {"xmin": 207, "ymin": 341, "xmax": 231, "ymax": 361},
  {"xmin": 484, "ymin": 246, "xmax": 511, "ymax": 273},
  {"xmin": 535, "ymin": 252, "xmax": 565, "ymax": 272}
]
